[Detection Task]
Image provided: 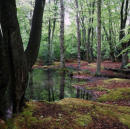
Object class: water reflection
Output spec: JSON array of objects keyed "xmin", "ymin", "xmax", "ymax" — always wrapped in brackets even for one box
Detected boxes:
[
  {"xmin": 59, "ymin": 70, "xmax": 65, "ymax": 99},
  {"xmin": 26, "ymin": 68, "xmax": 76, "ymax": 101},
  {"xmin": 76, "ymin": 87, "xmax": 95, "ymax": 100},
  {"xmin": 45, "ymin": 69, "xmax": 55, "ymax": 101},
  {"xmin": 26, "ymin": 68, "xmax": 94, "ymax": 101}
]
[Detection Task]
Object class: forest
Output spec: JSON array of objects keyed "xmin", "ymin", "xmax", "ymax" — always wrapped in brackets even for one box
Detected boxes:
[{"xmin": 0, "ymin": 0, "xmax": 130, "ymax": 129}]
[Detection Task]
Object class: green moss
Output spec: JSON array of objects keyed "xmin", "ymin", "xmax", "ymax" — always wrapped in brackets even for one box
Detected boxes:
[
  {"xmin": 74, "ymin": 113, "xmax": 92, "ymax": 126},
  {"xmin": 98, "ymin": 88, "xmax": 130, "ymax": 102},
  {"xmin": 118, "ymin": 114, "xmax": 130, "ymax": 128},
  {"xmin": 103, "ymin": 78, "xmax": 130, "ymax": 84},
  {"xmin": 6, "ymin": 103, "xmax": 43, "ymax": 129},
  {"xmin": 86, "ymin": 86, "xmax": 110, "ymax": 92},
  {"xmin": 6, "ymin": 98, "xmax": 130, "ymax": 129}
]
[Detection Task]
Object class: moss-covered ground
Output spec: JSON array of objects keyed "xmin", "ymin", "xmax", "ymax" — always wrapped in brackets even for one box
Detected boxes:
[
  {"xmin": 4, "ymin": 98, "xmax": 130, "ymax": 129},
  {"xmin": 1, "ymin": 60, "xmax": 130, "ymax": 129}
]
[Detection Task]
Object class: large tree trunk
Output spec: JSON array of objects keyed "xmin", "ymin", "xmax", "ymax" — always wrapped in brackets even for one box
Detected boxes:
[
  {"xmin": 96, "ymin": 0, "xmax": 101, "ymax": 75},
  {"xmin": 75, "ymin": 0, "xmax": 81, "ymax": 69},
  {"xmin": 60, "ymin": 0, "xmax": 65, "ymax": 68},
  {"xmin": 0, "ymin": 22, "xmax": 12, "ymax": 119},
  {"xmin": 1, "ymin": 0, "xmax": 28, "ymax": 114},
  {"xmin": 0, "ymin": 0, "xmax": 46, "ymax": 119}
]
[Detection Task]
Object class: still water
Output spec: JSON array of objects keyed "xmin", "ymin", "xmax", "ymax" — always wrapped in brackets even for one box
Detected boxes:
[{"xmin": 25, "ymin": 68, "xmax": 93, "ymax": 101}]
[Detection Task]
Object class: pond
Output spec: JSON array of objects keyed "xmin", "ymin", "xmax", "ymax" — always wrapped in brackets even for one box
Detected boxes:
[{"xmin": 25, "ymin": 68, "xmax": 94, "ymax": 101}]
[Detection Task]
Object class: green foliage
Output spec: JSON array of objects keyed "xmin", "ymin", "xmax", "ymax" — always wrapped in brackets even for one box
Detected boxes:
[
  {"xmin": 16, "ymin": 0, "xmax": 128, "ymax": 62},
  {"xmin": 121, "ymin": 34, "xmax": 130, "ymax": 44}
]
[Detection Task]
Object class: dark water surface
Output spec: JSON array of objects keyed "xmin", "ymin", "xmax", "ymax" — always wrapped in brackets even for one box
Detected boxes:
[{"xmin": 25, "ymin": 68, "xmax": 93, "ymax": 101}]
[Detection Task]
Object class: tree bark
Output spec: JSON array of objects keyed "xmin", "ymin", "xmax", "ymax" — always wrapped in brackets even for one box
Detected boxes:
[
  {"xmin": 48, "ymin": 14, "xmax": 52, "ymax": 64},
  {"xmin": 0, "ymin": 0, "xmax": 46, "ymax": 118},
  {"xmin": 60, "ymin": 0, "xmax": 65, "ymax": 68},
  {"xmin": 25, "ymin": 0, "xmax": 46, "ymax": 70},
  {"xmin": 120, "ymin": 0, "xmax": 129, "ymax": 68},
  {"xmin": 1, "ymin": 0, "xmax": 28, "ymax": 114},
  {"xmin": 75, "ymin": 0, "xmax": 81, "ymax": 69},
  {"xmin": 96, "ymin": 0, "xmax": 102, "ymax": 75},
  {"xmin": 86, "ymin": 0, "xmax": 95, "ymax": 62}
]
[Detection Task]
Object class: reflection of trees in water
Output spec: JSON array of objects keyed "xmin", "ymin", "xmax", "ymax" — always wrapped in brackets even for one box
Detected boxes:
[
  {"xmin": 26, "ymin": 69, "xmax": 77, "ymax": 101},
  {"xmin": 59, "ymin": 70, "xmax": 65, "ymax": 99},
  {"xmin": 46, "ymin": 69, "xmax": 55, "ymax": 102},
  {"xmin": 28, "ymin": 69, "xmax": 34, "ymax": 99},
  {"xmin": 76, "ymin": 88, "xmax": 92, "ymax": 100}
]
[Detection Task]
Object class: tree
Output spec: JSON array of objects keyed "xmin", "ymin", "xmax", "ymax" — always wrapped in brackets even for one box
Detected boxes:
[
  {"xmin": 120, "ymin": 0, "xmax": 129, "ymax": 68},
  {"xmin": 96, "ymin": 0, "xmax": 102, "ymax": 75},
  {"xmin": 102, "ymin": 0, "xmax": 115, "ymax": 62},
  {"xmin": 47, "ymin": 0, "xmax": 58, "ymax": 65},
  {"xmin": 75, "ymin": 0, "xmax": 81, "ymax": 69},
  {"xmin": 0, "ymin": 0, "xmax": 46, "ymax": 119},
  {"xmin": 60, "ymin": 0, "xmax": 65, "ymax": 68},
  {"xmin": 86, "ymin": 0, "xmax": 95, "ymax": 62}
]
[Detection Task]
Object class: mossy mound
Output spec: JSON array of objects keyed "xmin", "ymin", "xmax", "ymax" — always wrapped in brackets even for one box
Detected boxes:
[
  {"xmin": 5, "ymin": 98, "xmax": 130, "ymax": 129},
  {"xmin": 98, "ymin": 88, "xmax": 130, "ymax": 103}
]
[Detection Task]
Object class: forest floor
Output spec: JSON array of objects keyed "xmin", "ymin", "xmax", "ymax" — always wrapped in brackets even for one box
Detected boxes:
[{"xmin": 1, "ymin": 60, "xmax": 130, "ymax": 129}]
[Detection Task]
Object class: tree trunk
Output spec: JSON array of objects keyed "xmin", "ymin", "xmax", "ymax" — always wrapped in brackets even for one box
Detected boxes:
[
  {"xmin": 96, "ymin": 0, "xmax": 101, "ymax": 75},
  {"xmin": 0, "ymin": 0, "xmax": 46, "ymax": 118},
  {"xmin": 75, "ymin": 0, "xmax": 81, "ymax": 69},
  {"xmin": 107, "ymin": 0, "xmax": 115, "ymax": 62},
  {"xmin": 25, "ymin": 0, "xmax": 46, "ymax": 70},
  {"xmin": 60, "ymin": 0, "xmax": 65, "ymax": 68},
  {"xmin": 0, "ymin": 22, "xmax": 12, "ymax": 119},
  {"xmin": 86, "ymin": 0, "xmax": 95, "ymax": 62},
  {"xmin": 120, "ymin": 0, "xmax": 129, "ymax": 68},
  {"xmin": 1, "ymin": 0, "xmax": 28, "ymax": 114},
  {"xmin": 48, "ymin": 18, "xmax": 52, "ymax": 65},
  {"xmin": 51, "ymin": 0, "xmax": 58, "ymax": 58},
  {"xmin": 103, "ymin": 24, "xmax": 115, "ymax": 62}
]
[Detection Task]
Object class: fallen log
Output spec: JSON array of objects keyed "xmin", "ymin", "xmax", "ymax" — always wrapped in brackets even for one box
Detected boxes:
[{"xmin": 104, "ymin": 67, "xmax": 130, "ymax": 74}]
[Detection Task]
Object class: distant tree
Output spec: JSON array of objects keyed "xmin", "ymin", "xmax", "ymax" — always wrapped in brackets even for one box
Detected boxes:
[
  {"xmin": 0, "ymin": 0, "xmax": 45, "ymax": 119},
  {"xmin": 96, "ymin": 0, "xmax": 102, "ymax": 75},
  {"xmin": 86, "ymin": 0, "xmax": 95, "ymax": 62},
  {"xmin": 60, "ymin": 0, "xmax": 65, "ymax": 68},
  {"xmin": 75, "ymin": 0, "xmax": 81, "ymax": 69}
]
